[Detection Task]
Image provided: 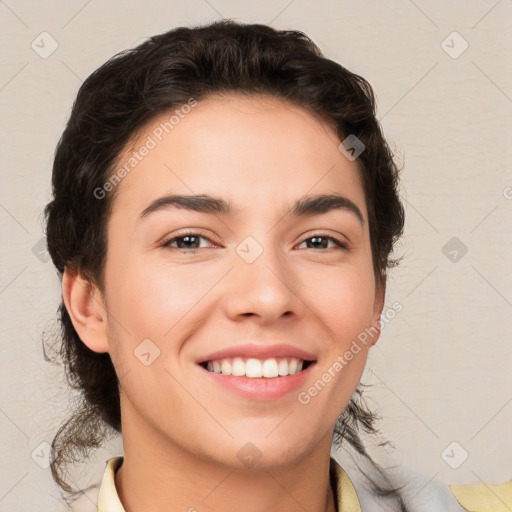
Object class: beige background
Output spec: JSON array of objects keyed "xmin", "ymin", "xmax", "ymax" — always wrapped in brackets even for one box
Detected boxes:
[{"xmin": 1, "ymin": 1, "xmax": 511, "ymax": 510}]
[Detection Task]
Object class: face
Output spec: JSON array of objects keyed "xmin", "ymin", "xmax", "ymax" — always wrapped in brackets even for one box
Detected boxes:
[{"xmin": 90, "ymin": 94, "xmax": 383, "ymax": 469}]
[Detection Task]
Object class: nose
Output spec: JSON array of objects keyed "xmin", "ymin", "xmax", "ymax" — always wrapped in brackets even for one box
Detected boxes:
[{"xmin": 222, "ymin": 240, "xmax": 305, "ymax": 325}]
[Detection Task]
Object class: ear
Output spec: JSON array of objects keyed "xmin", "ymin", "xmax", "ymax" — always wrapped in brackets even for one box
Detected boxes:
[
  {"xmin": 368, "ymin": 277, "xmax": 386, "ymax": 347},
  {"xmin": 62, "ymin": 267, "xmax": 110, "ymax": 353}
]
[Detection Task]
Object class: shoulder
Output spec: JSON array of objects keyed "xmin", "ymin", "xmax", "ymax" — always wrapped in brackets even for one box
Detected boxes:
[{"xmin": 331, "ymin": 454, "xmax": 511, "ymax": 512}]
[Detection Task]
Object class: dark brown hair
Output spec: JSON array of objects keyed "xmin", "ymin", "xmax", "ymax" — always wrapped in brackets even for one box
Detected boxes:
[{"xmin": 43, "ymin": 19, "xmax": 406, "ymax": 509}]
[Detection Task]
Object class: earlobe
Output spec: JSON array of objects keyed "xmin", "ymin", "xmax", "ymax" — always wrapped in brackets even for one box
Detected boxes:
[{"xmin": 62, "ymin": 268, "xmax": 110, "ymax": 354}]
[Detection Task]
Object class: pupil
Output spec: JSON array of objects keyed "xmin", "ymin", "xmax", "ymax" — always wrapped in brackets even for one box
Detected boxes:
[
  {"xmin": 310, "ymin": 236, "xmax": 326, "ymax": 249},
  {"xmin": 182, "ymin": 236, "xmax": 198, "ymax": 249}
]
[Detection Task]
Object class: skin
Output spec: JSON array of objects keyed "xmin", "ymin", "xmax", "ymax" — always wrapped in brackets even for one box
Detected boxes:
[{"xmin": 63, "ymin": 93, "xmax": 385, "ymax": 512}]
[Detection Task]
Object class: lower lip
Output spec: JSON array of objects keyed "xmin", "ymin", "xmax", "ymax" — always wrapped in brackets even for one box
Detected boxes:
[{"xmin": 199, "ymin": 363, "xmax": 316, "ymax": 401}]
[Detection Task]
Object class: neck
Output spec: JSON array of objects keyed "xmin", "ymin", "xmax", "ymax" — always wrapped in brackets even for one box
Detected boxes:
[{"xmin": 115, "ymin": 404, "xmax": 337, "ymax": 512}]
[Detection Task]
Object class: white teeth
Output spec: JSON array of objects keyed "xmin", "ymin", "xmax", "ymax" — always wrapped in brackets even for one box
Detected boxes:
[
  {"xmin": 232, "ymin": 357, "xmax": 245, "ymax": 376},
  {"xmin": 262, "ymin": 358, "xmax": 279, "ymax": 378},
  {"xmin": 204, "ymin": 357, "xmax": 307, "ymax": 378},
  {"xmin": 278, "ymin": 358, "xmax": 289, "ymax": 376},
  {"xmin": 246, "ymin": 358, "xmax": 263, "ymax": 378},
  {"xmin": 221, "ymin": 359, "xmax": 232, "ymax": 375}
]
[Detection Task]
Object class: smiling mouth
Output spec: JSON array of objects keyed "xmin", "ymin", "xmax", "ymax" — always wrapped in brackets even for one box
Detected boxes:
[{"xmin": 198, "ymin": 357, "xmax": 316, "ymax": 378}]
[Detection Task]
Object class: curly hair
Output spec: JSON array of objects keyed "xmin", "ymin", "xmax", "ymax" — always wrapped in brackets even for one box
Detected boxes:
[{"xmin": 43, "ymin": 19, "xmax": 406, "ymax": 509}]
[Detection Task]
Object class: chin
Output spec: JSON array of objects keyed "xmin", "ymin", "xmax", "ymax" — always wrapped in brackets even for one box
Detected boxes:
[{"xmin": 202, "ymin": 428, "xmax": 318, "ymax": 471}]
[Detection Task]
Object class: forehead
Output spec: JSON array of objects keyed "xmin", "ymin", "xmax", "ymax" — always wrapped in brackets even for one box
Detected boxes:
[{"xmin": 109, "ymin": 93, "xmax": 366, "ymax": 220}]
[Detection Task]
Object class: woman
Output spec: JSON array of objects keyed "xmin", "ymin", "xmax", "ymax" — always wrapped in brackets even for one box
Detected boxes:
[{"xmin": 43, "ymin": 19, "xmax": 510, "ymax": 512}]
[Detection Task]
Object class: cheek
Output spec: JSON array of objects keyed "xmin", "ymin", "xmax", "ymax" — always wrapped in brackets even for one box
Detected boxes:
[
  {"xmin": 300, "ymin": 262, "xmax": 376, "ymax": 340},
  {"xmin": 106, "ymin": 256, "xmax": 208, "ymax": 336},
  {"xmin": 103, "ymin": 258, "xmax": 195, "ymax": 411},
  {"xmin": 299, "ymin": 263, "xmax": 376, "ymax": 402},
  {"xmin": 297, "ymin": 265, "xmax": 374, "ymax": 417},
  {"xmin": 103, "ymin": 256, "xmax": 226, "ymax": 379}
]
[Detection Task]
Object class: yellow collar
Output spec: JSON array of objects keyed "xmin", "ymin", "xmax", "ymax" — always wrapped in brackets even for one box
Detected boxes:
[
  {"xmin": 97, "ymin": 457, "xmax": 125, "ymax": 512},
  {"xmin": 97, "ymin": 455, "xmax": 362, "ymax": 512},
  {"xmin": 449, "ymin": 480, "xmax": 512, "ymax": 512}
]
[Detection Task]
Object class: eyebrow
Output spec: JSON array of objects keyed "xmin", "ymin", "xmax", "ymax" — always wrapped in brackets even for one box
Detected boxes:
[{"xmin": 139, "ymin": 193, "xmax": 364, "ymax": 225}]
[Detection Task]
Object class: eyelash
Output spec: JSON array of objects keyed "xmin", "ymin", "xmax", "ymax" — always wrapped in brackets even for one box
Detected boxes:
[{"xmin": 161, "ymin": 231, "xmax": 349, "ymax": 252}]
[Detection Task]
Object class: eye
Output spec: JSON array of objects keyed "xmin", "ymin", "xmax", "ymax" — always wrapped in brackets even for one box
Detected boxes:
[
  {"xmin": 160, "ymin": 232, "xmax": 348, "ymax": 252},
  {"xmin": 161, "ymin": 232, "xmax": 217, "ymax": 251},
  {"xmin": 296, "ymin": 234, "xmax": 348, "ymax": 251}
]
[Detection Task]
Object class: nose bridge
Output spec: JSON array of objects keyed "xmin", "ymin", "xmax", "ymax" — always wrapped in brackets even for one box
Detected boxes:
[
  {"xmin": 224, "ymin": 230, "xmax": 302, "ymax": 320},
  {"xmin": 236, "ymin": 231, "xmax": 291, "ymax": 287}
]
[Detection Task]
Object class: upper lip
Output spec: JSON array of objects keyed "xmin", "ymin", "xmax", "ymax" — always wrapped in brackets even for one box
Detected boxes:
[{"xmin": 197, "ymin": 343, "xmax": 317, "ymax": 363}]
